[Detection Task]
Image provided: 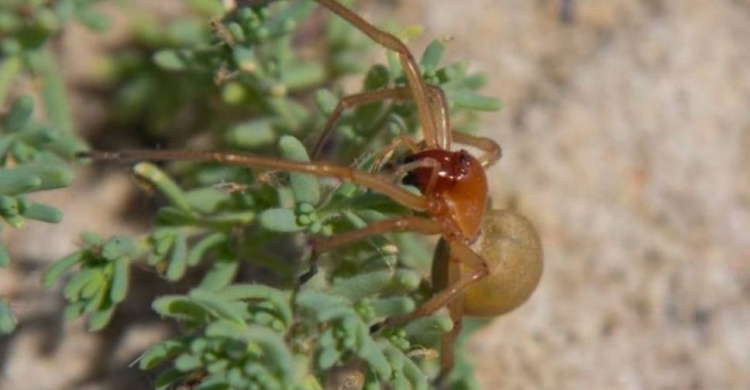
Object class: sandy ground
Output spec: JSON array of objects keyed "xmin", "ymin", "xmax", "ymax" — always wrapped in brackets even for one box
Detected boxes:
[
  {"xmin": 408, "ymin": 1, "xmax": 750, "ymax": 388},
  {"xmin": 1, "ymin": 0, "xmax": 748, "ymax": 389}
]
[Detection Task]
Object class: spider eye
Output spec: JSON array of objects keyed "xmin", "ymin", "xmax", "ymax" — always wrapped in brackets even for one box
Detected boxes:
[{"xmin": 457, "ymin": 151, "xmax": 471, "ymax": 165}]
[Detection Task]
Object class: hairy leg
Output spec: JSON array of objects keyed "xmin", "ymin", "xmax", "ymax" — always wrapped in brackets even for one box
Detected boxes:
[
  {"xmin": 380, "ymin": 238, "xmax": 488, "ymax": 326},
  {"xmin": 298, "ymin": 216, "xmax": 443, "ymax": 283},
  {"xmin": 78, "ymin": 149, "xmax": 432, "ymax": 212},
  {"xmin": 311, "ymin": 87, "xmax": 414, "ymax": 159},
  {"xmin": 452, "ymin": 132, "xmax": 502, "ymax": 167},
  {"xmin": 314, "ymin": 0, "xmax": 440, "ymax": 147}
]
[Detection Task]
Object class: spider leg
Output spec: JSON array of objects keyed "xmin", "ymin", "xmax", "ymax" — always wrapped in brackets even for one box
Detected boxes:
[
  {"xmin": 380, "ymin": 237, "xmax": 489, "ymax": 326},
  {"xmin": 369, "ymin": 236, "xmax": 488, "ymax": 379},
  {"xmin": 314, "ymin": 215, "xmax": 442, "ymax": 254},
  {"xmin": 430, "ymin": 239, "xmax": 464, "ymax": 384},
  {"xmin": 297, "ymin": 216, "xmax": 443, "ymax": 284},
  {"xmin": 451, "ymin": 132, "xmax": 502, "ymax": 167},
  {"xmin": 426, "ymin": 85, "xmax": 452, "ymax": 150},
  {"xmin": 388, "ymin": 157, "xmax": 441, "ymax": 196},
  {"xmin": 312, "ymin": 84, "xmax": 454, "ymax": 163},
  {"xmin": 312, "ymin": 84, "xmax": 452, "ymax": 165},
  {"xmin": 78, "ymin": 149, "xmax": 432, "ymax": 212},
  {"xmin": 311, "ymin": 87, "xmax": 414, "ymax": 159},
  {"xmin": 314, "ymin": 0, "xmax": 440, "ymax": 148},
  {"xmin": 371, "ymin": 135, "xmax": 422, "ymax": 173},
  {"xmin": 439, "ymin": 297, "xmax": 464, "ymax": 384}
]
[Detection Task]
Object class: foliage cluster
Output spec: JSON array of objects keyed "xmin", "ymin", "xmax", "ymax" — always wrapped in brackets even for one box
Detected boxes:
[{"xmin": 1, "ymin": 0, "xmax": 500, "ymax": 388}]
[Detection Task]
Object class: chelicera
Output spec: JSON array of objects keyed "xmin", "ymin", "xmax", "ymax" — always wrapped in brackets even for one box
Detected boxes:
[{"xmin": 78, "ymin": 0, "xmax": 543, "ymax": 381}]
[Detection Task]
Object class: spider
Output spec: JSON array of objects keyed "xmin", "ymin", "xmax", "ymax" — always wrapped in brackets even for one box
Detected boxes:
[{"xmin": 78, "ymin": 0, "xmax": 543, "ymax": 381}]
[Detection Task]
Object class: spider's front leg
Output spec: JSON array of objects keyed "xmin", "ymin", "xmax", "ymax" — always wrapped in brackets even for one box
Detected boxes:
[
  {"xmin": 296, "ymin": 215, "xmax": 444, "ymax": 285},
  {"xmin": 313, "ymin": 0, "xmax": 440, "ymax": 147}
]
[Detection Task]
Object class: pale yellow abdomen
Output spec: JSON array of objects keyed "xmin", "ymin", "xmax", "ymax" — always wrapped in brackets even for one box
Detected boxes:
[{"xmin": 461, "ymin": 210, "xmax": 543, "ymax": 316}]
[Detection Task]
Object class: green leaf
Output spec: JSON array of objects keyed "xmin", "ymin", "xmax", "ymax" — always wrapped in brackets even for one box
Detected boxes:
[
  {"xmin": 19, "ymin": 201, "xmax": 62, "ymax": 223},
  {"xmin": 31, "ymin": 164, "xmax": 75, "ymax": 189},
  {"xmin": 370, "ymin": 297, "xmax": 415, "ymax": 318},
  {"xmin": 198, "ymin": 253, "xmax": 239, "ymax": 291},
  {"xmin": 80, "ymin": 269, "xmax": 105, "ymax": 300},
  {"xmin": 263, "ymin": 1, "xmax": 314, "ymax": 37},
  {"xmin": 0, "ymin": 301, "xmax": 16, "ymax": 334},
  {"xmin": 458, "ymin": 72, "xmax": 489, "ymax": 90},
  {"xmin": 363, "ymin": 64, "xmax": 390, "ymax": 91},
  {"xmin": 226, "ymin": 366, "xmax": 245, "ymax": 387},
  {"xmin": 155, "ymin": 206, "xmax": 197, "ymax": 226},
  {"xmin": 63, "ymin": 267, "xmax": 99, "ymax": 302},
  {"xmin": 153, "ymin": 50, "xmax": 189, "ymax": 71},
  {"xmin": 152, "ymin": 295, "xmax": 211, "ymax": 323},
  {"xmin": 42, "ymin": 251, "xmax": 85, "ymax": 288},
  {"xmin": 359, "ymin": 339, "xmax": 392, "ymax": 381},
  {"xmin": 295, "ymin": 291, "xmax": 350, "ymax": 315},
  {"xmin": 80, "ymin": 232, "xmax": 104, "ymax": 246},
  {"xmin": 204, "ymin": 319, "xmax": 245, "ymax": 340},
  {"xmin": 278, "ymin": 135, "xmax": 320, "ymax": 205},
  {"xmin": 258, "ymin": 208, "xmax": 304, "ymax": 232},
  {"xmin": 186, "ymin": 233, "xmax": 226, "ymax": 267},
  {"xmin": 207, "ymin": 322, "xmax": 295, "ymax": 384},
  {"xmin": 383, "ymin": 344, "xmax": 405, "ymax": 371},
  {"xmin": 138, "ymin": 338, "xmax": 189, "ymax": 370},
  {"xmin": 101, "ymin": 236, "xmax": 136, "ymax": 261},
  {"xmin": 32, "ymin": 48, "xmax": 74, "ymax": 134},
  {"xmin": 76, "ymin": 8, "xmax": 110, "ymax": 33},
  {"xmin": 110, "ymin": 258, "xmax": 130, "ymax": 303},
  {"xmin": 316, "ymin": 305, "xmax": 355, "ymax": 322},
  {"xmin": 0, "ymin": 239, "xmax": 9, "ymax": 268},
  {"xmin": 166, "ymin": 231, "xmax": 188, "ymax": 281},
  {"xmin": 221, "ymin": 82, "xmax": 246, "ymax": 105},
  {"xmin": 134, "ymin": 163, "xmax": 193, "ymax": 213},
  {"xmin": 0, "ymin": 174, "xmax": 41, "ymax": 197},
  {"xmin": 63, "ymin": 302, "xmax": 86, "ymax": 320},
  {"xmin": 174, "ymin": 353, "xmax": 202, "ymax": 371},
  {"xmin": 224, "ymin": 118, "xmax": 276, "ymax": 148},
  {"xmin": 419, "ymin": 40, "xmax": 445, "ymax": 71},
  {"xmin": 189, "ymin": 289, "xmax": 245, "ymax": 324},
  {"xmin": 2, "ymin": 95, "xmax": 34, "ymax": 132},
  {"xmin": 0, "ymin": 56, "xmax": 22, "ymax": 103},
  {"xmin": 318, "ymin": 347, "xmax": 342, "ymax": 369},
  {"xmin": 403, "ymin": 354, "xmax": 429, "ymax": 390},
  {"xmin": 402, "ymin": 313, "xmax": 453, "ymax": 338},
  {"xmin": 328, "ymin": 269, "xmax": 421, "ymax": 302},
  {"xmin": 282, "ymin": 62, "xmax": 326, "ymax": 90},
  {"xmin": 155, "ymin": 368, "xmax": 186, "ymax": 390},
  {"xmin": 231, "ymin": 45, "xmax": 253, "ymax": 69},
  {"xmin": 88, "ymin": 305, "xmax": 115, "ymax": 331},
  {"xmin": 449, "ymin": 90, "xmax": 502, "ymax": 111},
  {"xmin": 0, "ymin": 197, "xmax": 24, "ymax": 228},
  {"xmin": 83, "ymin": 276, "xmax": 108, "ymax": 314},
  {"xmin": 217, "ymin": 284, "xmax": 292, "ymax": 328},
  {"xmin": 184, "ymin": 187, "xmax": 231, "ymax": 214},
  {"xmin": 314, "ymin": 89, "xmax": 338, "ymax": 115},
  {"xmin": 0, "ymin": 164, "xmax": 73, "ymax": 195},
  {"xmin": 194, "ymin": 377, "xmax": 229, "ymax": 390},
  {"xmin": 152, "ymin": 229, "xmax": 177, "ymax": 255}
]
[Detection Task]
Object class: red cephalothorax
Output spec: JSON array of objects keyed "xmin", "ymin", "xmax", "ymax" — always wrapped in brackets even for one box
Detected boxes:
[{"xmin": 403, "ymin": 149, "xmax": 488, "ymax": 242}]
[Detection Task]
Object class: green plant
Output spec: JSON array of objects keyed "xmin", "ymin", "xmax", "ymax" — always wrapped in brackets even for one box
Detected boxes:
[
  {"xmin": 1, "ymin": 0, "xmax": 101, "ymax": 333},
  {"xmin": 2, "ymin": 0, "xmax": 500, "ymax": 388}
]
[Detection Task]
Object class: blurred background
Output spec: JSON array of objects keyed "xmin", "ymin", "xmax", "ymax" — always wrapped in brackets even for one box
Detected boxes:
[
  {"xmin": 1, "ymin": 0, "xmax": 748, "ymax": 389},
  {"xmin": 411, "ymin": 0, "xmax": 749, "ymax": 388}
]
